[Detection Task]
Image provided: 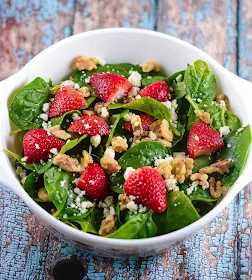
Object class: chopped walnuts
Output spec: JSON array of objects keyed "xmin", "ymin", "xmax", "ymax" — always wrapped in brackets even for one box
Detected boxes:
[
  {"xmin": 98, "ymin": 215, "xmax": 116, "ymax": 236},
  {"xmin": 216, "ymin": 93, "xmax": 229, "ymax": 109},
  {"xmin": 149, "ymin": 120, "xmax": 173, "ymax": 142},
  {"xmin": 131, "ymin": 115, "xmax": 143, "ymax": 144},
  {"xmin": 53, "ymin": 154, "xmax": 85, "ymax": 172},
  {"xmin": 79, "ymin": 86, "xmax": 90, "ymax": 97},
  {"xmin": 94, "ymin": 102, "xmax": 109, "ymax": 120},
  {"xmin": 81, "ymin": 150, "xmax": 93, "ymax": 169},
  {"xmin": 156, "ymin": 162, "xmax": 172, "ymax": 179},
  {"xmin": 72, "ymin": 56, "xmax": 97, "ymax": 71},
  {"xmin": 47, "ymin": 125, "xmax": 72, "ymax": 140},
  {"xmin": 100, "ymin": 156, "xmax": 121, "ymax": 174},
  {"xmin": 82, "ymin": 110, "xmax": 95, "ymax": 115},
  {"xmin": 209, "ymin": 177, "xmax": 223, "ymax": 199},
  {"xmin": 111, "ymin": 136, "xmax": 128, "ymax": 153},
  {"xmin": 190, "ymin": 173, "xmax": 208, "ymax": 186},
  {"xmin": 194, "ymin": 109, "xmax": 211, "ymax": 124},
  {"xmin": 171, "ymin": 158, "xmax": 194, "ymax": 183},
  {"xmin": 199, "ymin": 160, "xmax": 231, "ymax": 175},
  {"xmin": 38, "ymin": 188, "xmax": 51, "ymax": 202},
  {"xmin": 118, "ymin": 194, "xmax": 131, "ymax": 211},
  {"xmin": 142, "ymin": 61, "xmax": 161, "ymax": 72}
]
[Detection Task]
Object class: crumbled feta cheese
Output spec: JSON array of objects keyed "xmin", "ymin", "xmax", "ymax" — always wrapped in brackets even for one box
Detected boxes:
[
  {"xmin": 186, "ymin": 181, "xmax": 198, "ymax": 195},
  {"xmin": 80, "ymin": 201, "xmax": 94, "ymax": 211},
  {"xmin": 40, "ymin": 159, "xmax": 44, "ymax": 164},
  {"xmin": 135, "ymin": 94, "xmax": 141, "ymax": 100},
  {"xmin": 72, "ymin": 113, "xmax": 80, "ymax": 121},
  {"xmin": 42, "ymin": 103, "xmax": 50, "ymax": 112},
  {"xmin": 149, "ymin": 131, "xmax": 157, "ymax": 140},
  {"xmin": 101, "ymin": 107, "xmax": 109, "ymax": 118},
  {"xmin": 42, "ymin": 121, "xmax": 52, "ymax": 129},
  {"xmin": 74, "ymin": 83, "xmax": 80, "ymax": 90},
  {"xmin": 173, "ymin": 152, "xmax": 186, "ymax": 159},
  {"xmin": 40, "ymin": 113, "xmax": 48, "ymax": 121},
  {"xmin": 138, "ymin": 204, "xmax": 147, "ymax": 213},
  {"xmin": 162, "ymin": 101, "xmax": 172, "ymax": 109},
  {"xmin": 123, "ymin": 112, "xmax": 136, "ymax": 122},
  {"xmin": 126, "ymin": 200, "xmax": 138, "ymax": 212},
  {"xmin": 35, "ymin": 144, "xmax": 40, "ymax": 149},
  {"xmin": 90, "ymin": 135, "xmax": 101, "ymax": 148},
  {"xmin": 154, "ymin": 156, "xmax": 174, "ymax": 166},
  {"xmin": 50, "ymin": 148, "xmax": 58, "ymax": 155},
  {"xmin": 16, "ymin": 166, "xmax": 27, "ymax": 179},
  {"xmin": 227, "ymin": 143, "xmax": 232, "ymax": 148},
  {"xmin": 21, "ymin": 156, "xmax": 28, "ymax": 162},
  {"xmin": 72, "ymin": 178, "xmax": 79, "ymax": 185},
  {"xmin": 85, "ymin": 76, "xmax": 90, "ymax": 83},
  {"xmin": 129, "ymin": 195, "xmax": 136, "ymax": 200},
  {"xmin": 104, "ymin": 147, "xmax": 115, "ymax": 159},
  {"xmin": 128, "ymin": 71, "xmax": 142, "ymax": 87},
  {"xmin": 202, "ymin": 181, "xmax": 209, "ymax": 190},
  {"xmin": 97, "ymin": 58, "xmax": 106, "ymax": 66},
  {"xmin": 124, "ymin": 167, "xmax": 135, "ymax": 180},
  {"xmin": 104, "ymin": 196, "xmax": 113, "ymax": 207},
  {"xmin": 165, "ymin": 175, "xmax": 179, "ymax": 191},
  {"xmin": 219, "ymin": 126, "xmax": 230, "ymax": 136},
  {"xmin": 109, "ymin": 206, "xmax": 115, "ymax": 216},
  {"xmin": 197, "ymin": 98, "xmax": 202, "ymax": 103},
  {"xmin": 171, "ymin": 99, "xmax": 178, "ymax": 109},
  {"xmin": 60, "ymin": 180, "xmax": 66, "ymax": 187},
  {"xmin": 73, "ymin": 187, "xmax": 81, "ymax": 194},
  {"xmin": 61, "ymin": 80, "xmax": 75, "ymax": 87},
  {"xmin": 170, "ymin": 108, "xmax": 178, "ymax": 122}
]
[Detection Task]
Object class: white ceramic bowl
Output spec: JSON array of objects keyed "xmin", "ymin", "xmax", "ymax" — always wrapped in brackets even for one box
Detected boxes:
[{"xmin": 0, "ymin": 28, "xmax": 252, "ymax": 258}]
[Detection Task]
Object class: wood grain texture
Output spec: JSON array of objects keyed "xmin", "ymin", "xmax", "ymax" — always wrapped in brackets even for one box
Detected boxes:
[{"xmin": 0, "ymin": 0, "xmax": 252, "ymax": 279}]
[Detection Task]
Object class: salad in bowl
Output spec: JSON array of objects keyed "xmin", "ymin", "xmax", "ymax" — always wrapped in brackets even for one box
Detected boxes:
[{"xmin": 5, "ymin": 56, "xmax": 251, "ymax": 239}]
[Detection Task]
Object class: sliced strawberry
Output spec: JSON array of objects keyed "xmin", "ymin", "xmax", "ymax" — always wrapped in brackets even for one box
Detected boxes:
[
  {"xmin": 68, "ymin": 114, "xmax": 110, "ymax": 136},
  {"xmin": 77, "ymin": 163, "xmax": 108, "ymax": 200},
  {"xmin": 123, "ymin": 114, "xmax": 154, "ymax": 133},
  {"xmin": 139, "ymin": 81, "xmax": 171, "ymax": 102},
  {"xmin": 23, "ymin": 128, "xmax": 65, "ymax": 163},
  {"xmin": 187, "ymin": 122, "xmax": 224, "ymax": 158},
  {"xmin": 124, "ymin": 166, "xmax": 166, "ymax": 213},
  {"xmin": 90, "ymin": 73, "xmax": 132, "ymax": 103},
  {"xmin": 48, "ymin": 86, "xmax": 87, "ymax": 118}
]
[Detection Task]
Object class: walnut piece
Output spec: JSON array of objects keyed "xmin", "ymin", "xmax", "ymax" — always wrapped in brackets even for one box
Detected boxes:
[
  {"xmin": 111, "ymin": 136, "xmax": 128, "ymax": 153},
  {"xmin": 131, "ymin": 115, "xmax": 143, "ymax": 143},
  {"xmin": 156, "ymin": 162, "xmax": 172, "ymax": 179},
  {"xmin": 53, "ymin": 154, "xmax": 85, "ymax": 172},
  {"xmin": 171, "ymin": 158, "xmax": 194, "ymax": 183},
  {"xmin": 209, "ymin": 177, "xmax": 223, "ymax": 199},
  {"xmin": 156, "ymin": 138, "xmax": 172, "ymax": 148},
  {"xmin": 72, "ymin": 56, "xmax": 97, "ymax": 71},
  {"xmin": 38, "ymin": 188, "xmax": 51, "ymax": 202},
  {"xmin": 82, "ymin": 110, "xmax": 95, "ymax": 115},
  {"xmin": 100, "ymin": 156, "xmax": 121, "ymax": 174},
  {"xmin": 47, "ymin": 125, "xmax": 72, "ymax": 140},
  {"xmin": 94, "ymin": 102, "xmax": 109, "ymax": 120},
  {"xmin": 199, "ymin": 160, "xmax": 231, "ymax": 175},
  {"xmin": 79, "ymin": 86, "xmax": 90, "ymax": 97},
  {"xmin": 99, "ymin": 215, "xmax": 116, "ymax": 236},
  {"xmin": 149, "ymin": 120, "xmax": 173, "ymax": 142},
  {"xmin": 142, "ymin": 61, "xmax": 161, "ymax": 72},
  {"xmin": 194, "ymin": 109, "xmax": 211, "ymax": 124},
  {"xmin": 190, "ymin": 173, "xmax": 208, "ymax": 186},
  {"xmin": 123, "ymin": 87, "xmax": 139, "ymax": 103},
  {"xmin": 81, "ymin": 151, "xmax": 93, "ymax": 169},
  {"xmin": 118, "ymin": 194, "xmax": 131, "ymax": 211},
  {"xmin": 216, "ymin": 93, "xmax": 229, "ymax": 109}
]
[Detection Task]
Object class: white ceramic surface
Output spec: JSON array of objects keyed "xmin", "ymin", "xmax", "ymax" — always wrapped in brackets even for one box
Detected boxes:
[{"xmin": 0, "ymin": 28, "xmax": 252, "ymax": 258}]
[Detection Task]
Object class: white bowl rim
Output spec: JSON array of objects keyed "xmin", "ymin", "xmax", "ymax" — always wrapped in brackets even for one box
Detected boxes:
[{"xmin": 1, "ymin": 27, "xmax": 252, "ymax": 249}]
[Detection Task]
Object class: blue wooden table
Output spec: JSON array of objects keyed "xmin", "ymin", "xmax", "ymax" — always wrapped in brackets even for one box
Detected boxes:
[{"xmin": 0, "ymin": 1, "xmax": 252, "ymax": 279}]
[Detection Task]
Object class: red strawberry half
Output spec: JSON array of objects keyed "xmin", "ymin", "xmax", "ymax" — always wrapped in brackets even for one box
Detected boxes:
[
  {"xmin": 23, "ymin": 128, "xmax": 65, "ymax": 163},
  {"xmin": 187, "ymin": 121, "xmax": 224, "ymax": 158},
  {"xmin": 139, "ymin": 81, "xmax": 171, "ymax": 102},
  {"xmin": 123, "ymin": 114, "xmax": 154, "ymax": 133},
  {"xmin": 49, "ymin": 86, "xmax": 87, "ymax": 118},
  {"xmin": 124, "ymin": 166, "xmax": 166, "ymax": 213},
  {"xmin": 90, "ymin": 73, "xmax": 132, "ymax": 103},
  {"xmin": 68, "ymin": 114, "xmax": 110, "ymax": 136},
  {"xmin": 77, "ymin": 163, "xmax": 108, "ymax": 200}
]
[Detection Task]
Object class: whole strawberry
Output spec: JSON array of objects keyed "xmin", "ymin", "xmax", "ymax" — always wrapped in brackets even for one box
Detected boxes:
[
  {"xmin": 77, "ymin": 163, "xmax": 108, "ymax": 200},
  {"xmin": 23, "ymin": 128, "xmax": 65, "ymax": 163},
  {"xmin": 124, "ymin": 166, "xmax": 166, "ymax": 213},
  {"xmin": 123, "ymin": 114, "xmax": 154, "ymax": 133},
  {"xmin": 90, "ymin": 72, "xmax": 132, "ymax": 103},
  {"xmin": 187, "ymin": 121, "xmax": 224, "ymax": 158},
  {"xmin": 139, "ymin": 81, "xmax": 171, "ymax": 102},
  {"xmin": 49, "ymin": 86, "xmax": 87, "ymax": 118},
  {"xmin": 68, "ymin": 114, "xmax": 110, "ymax": 136}
]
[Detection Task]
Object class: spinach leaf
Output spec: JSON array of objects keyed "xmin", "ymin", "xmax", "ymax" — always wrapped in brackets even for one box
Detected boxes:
[
  {"xmin": 59, "ymin": 134, "xmax": 88, "ymax": 154},
  {"xmin": 107, "ymin": 210, "xmax": 157, "ymax": 239},
  {"xmin": 192, "ymin": 155, "xmax": 213, "ymax": 173},
  {"xmin": 166, "ymin": 70, "xmax": 185, "ymax": 86},
  {"xmin": 23, "ymin": 172, "xmax": 39, "ymax": 197},
  {"xmin": 110, "ymin": 172, "xmax": 125, "ymax": 193},
  {"xmin": 184, "ymin": 60, "xmax": 217, "ymax": 101},
  {"xmin": 4, "ymin": 149, "xmax": 35, "ymax": 171},
  {"xmin": 217, "ymin": 125, "xmax": 251, "ymax": 186},
  {"xmin": 118, "ymin": 141, "xmax": 169, "ymax": 171},
  {"xmin": 51, "ymin": 110, "xmax": 80, "ymax": 126},
  {"xmin": 225, "ymin": 111, "xmax": 242, "ymax": 132},
  {"xmin": 174, "ymin": 81, "xmax": 186, "ymax": 99},
  {"xmin": 108, "ymin": 97, "xmax": 180, "ymax": 136},
  {"xmin": 9, "ymin": 77, "xmax": 50, "ymax": 129},
  {"xmin": 189, "ymin": 188, "xmax": 216, "ymax": 203},
  {"xmin": 106, "ymin": 109, "xmax": 129, "ymax": 148},
  {"xmin": 9, "ymin": 128, "xmax": 23, "ymax": 136},
  {"xmin": 172, "ymin": 124, "xmax": 185, "ymax": 147},
  {"xmin": 141, "ymin": 76, "xmax": 167, "ymax": 87},
  {"xmin": 153, "ymin": 191, "xmax": 200, "ymax": 234},
  {"xmin": 44, "ymin": 166, "xmax": 72, "ymax": 217},
  {"xmin": 33, "ymin": 158, "xmax": 54, "ymax": 174}
]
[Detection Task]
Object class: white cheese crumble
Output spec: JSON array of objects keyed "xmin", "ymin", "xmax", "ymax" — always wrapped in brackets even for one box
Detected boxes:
[
  {"xmin": 171, "ymin": 99, "xmax": 178, "ymax": 109},
  {"xmin": 42, "ymin": 103, "xmax": 50, "ymax": 112},
  {"xmin": 74, "ymin": 83, "xmax": 80, "ymax": 90},
  {"xmin": 135, "ymin": 94, "xmax": 142, "ymax": 100},
  {"xmin": 72, "ymin": 113, "xmax": 80, "ymax": 121},
  {"xmin": 154, "ymin": 156, "xmax": 174, "ymax": 167},
  {"xmin": 72, "ymin": 178, "xmax": 79, "ymax": 185},
  {"xmin": 21, "ymin": 156, "xmax": 28, "ymax": 162},
  {"xmin": 219, "ymin": 126, "xmax": 230, "ymax": 136},
  {"xmin": 165, "ymin": 175, "xmax": 179, "ymax": 191},
  {"xmin": 85, "ymin": 76, "xmax": 90, "ymax": 83},
  {"xmin": 97, "ymin": 58, "xmax": 106, "ymax": 66},
  {"xmin": 90, "ymin": 135, "xmax": 101, "ymax": 148},
  {"xmin": 186, "ymin": 181, "xmax": 198, "ymax": 195},
  {"xmin": 60, "ymin": 180, "xmax": 66, "ymax": 187},
  {"xmin": 149, "ymin": 131, "xmax": 157, "ymax": 140},
  {"xmin": 40, "ymin": 113, "xmax": 48, "ymax": 121},
  {"xmin": 202, "ymin": 181, "xmax": 210, "ymax": 190},
  {"xmin": 123, "ymin": 112, "xmax": 136, "ymax": 122},
  {"xmin": 126, "ymin": 200, "xmax": 138, "ymax": 212},
  {"xmin": 227, "ymin": 143, "xmax": 232, "ymax": 148},
  {"xmin": 128, "ymin": 71, "xmax": 142, "ymax": 87},
  {"xmin": 173, "ymin": 152, "xmax": 186, "ymax": 159},
  {"xmin": 101, "ymin": 107, "xmax": 109, "ymax": 118},
  {"xmin": 104, "ymin": 147, "xmax": 115, "ymax": 159},
  {"xmin": 104, "ymin": 196, "xmax": 113, "ymax": 207},
  {"xmin": 50, "ymin": 148, "xmax": 58, "ymax": 155},
  {"xmin": 61, "ymin": 80, "xmax": 75, "ymax": 87},
  {"xmin": 123, "ymin": 167, "xmax": 135, "ymax": 180}
]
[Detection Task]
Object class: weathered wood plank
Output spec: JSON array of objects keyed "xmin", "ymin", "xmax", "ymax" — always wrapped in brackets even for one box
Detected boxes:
[{"xmin": 0, "ymin": 0, "xmax": 76, "ymax": 81}]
